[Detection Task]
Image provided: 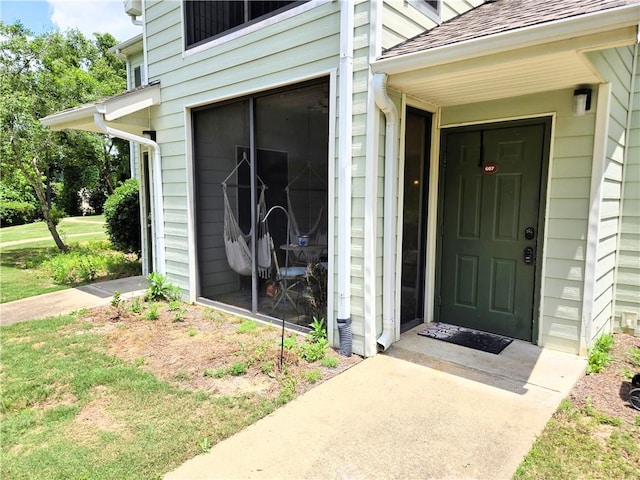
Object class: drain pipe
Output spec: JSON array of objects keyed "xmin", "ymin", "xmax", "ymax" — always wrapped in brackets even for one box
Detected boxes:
[
  {"xmin": 373, "ymin": 73, "xmax": 399, "ymax": 351},
  {"xmin": 336, "ymin": 0, "xmax": 354, "ymax": 355},
  {"xmin": 94, "ymin": 112, "xmax": 166, "ymax": 274}
]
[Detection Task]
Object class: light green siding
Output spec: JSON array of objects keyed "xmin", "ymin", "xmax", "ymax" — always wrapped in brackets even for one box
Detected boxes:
[
  {"xmin": 586, "ymin": 47, "xmax": 636, "ymax": 341},
  {"xmin": 441, "ymin": 88, "xmax": 597, "ymax": 354},
  {"xmin": 381, "ymin": 0, "xmax": 483, "ymax": 50},
  {"xmin": 143, "ymin": 0, "xmax": 342, "ymax": 296},
  {"xmin": 613, "ymin": 48, "xmax": 640, "ymax": 332},
  {"xmin": 350, "ymin": 0, "xmax": 374, "ymax": 356},
  {"xmin": 382, "ymin": 0, "xmax": 437, "ymax": 50}
]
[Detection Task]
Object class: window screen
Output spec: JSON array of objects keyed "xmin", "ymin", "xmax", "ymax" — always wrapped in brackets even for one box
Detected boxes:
[{"xmin": 185, "ymin": 1, "xmax": 306, "ymax": 49}]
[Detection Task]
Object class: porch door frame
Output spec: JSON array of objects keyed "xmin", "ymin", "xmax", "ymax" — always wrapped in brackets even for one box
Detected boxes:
[
  {"xmin": 399, "ymin": 106, "xmax": 433, "ymax": 332},
  {"xmin": 396, "ymin": 97, "xmax": 440, "ymax": 343},
  {"xmin": 433, "ymin": 116, "xmax": 552, "ymax": 343}
]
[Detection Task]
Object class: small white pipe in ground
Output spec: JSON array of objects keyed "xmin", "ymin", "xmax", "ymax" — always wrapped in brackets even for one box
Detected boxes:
[
  {"xmin": 373, "ymin": 73, "xmax": 399, "ymax": 351},
  {"xmin": 93, "ymin": 112, "xmax": 165, "ymax": 275}
]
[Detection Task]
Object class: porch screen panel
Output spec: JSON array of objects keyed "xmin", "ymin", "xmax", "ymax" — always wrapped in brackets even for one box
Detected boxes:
[
  {"xmin": 254, "ymin": 81, "xmax": 329, "ymax": 324},
  {"xmin": 193, "ymin": 100, "xmax": 250, "ymax": 305}
]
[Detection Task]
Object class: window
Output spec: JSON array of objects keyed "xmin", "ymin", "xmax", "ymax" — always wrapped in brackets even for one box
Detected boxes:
[
  {"xmin": 407, "ymin": 0, "xmax": 441, "ymax": 23},
  {"xmin": 185, "ymin": 0, "xmax": 307, "ymax": 49},
  {"xmin": 133, "ymin": 66, "xmax": 142, "ymax": 88}
]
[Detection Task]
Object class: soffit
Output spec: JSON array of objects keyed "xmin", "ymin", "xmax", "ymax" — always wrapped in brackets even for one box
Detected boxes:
[
  {"xmin": 40, "ymin": 83, "xmax": 159, "ymax": 134},
  {"xmin": 386, "ymin": 27, "xmax": 635, "ymax": 107}
]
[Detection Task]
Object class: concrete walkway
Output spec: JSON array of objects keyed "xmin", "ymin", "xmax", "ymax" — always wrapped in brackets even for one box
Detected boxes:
[
  {"xmin": 0, "ymin": 276, "xmax": 148, "ymax": 326},
  {"xmin": 165, "ymin": 326, "xmax": 586, "ymax": 480}
]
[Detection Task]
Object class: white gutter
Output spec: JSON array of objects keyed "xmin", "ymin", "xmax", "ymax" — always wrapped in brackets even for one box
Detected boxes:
[
  {"xmin": 93, "ymin": 112, "xmax": 166, "ymax": 275},
  {"xmin": 372, "ymin": 73, "xmax": 399, "ymax": 351},
  {"xmin": 129, "ymin": 15, "xmax": 143, "ymax": 27},
  {"xmin": 336, "ymin": 0, "xmax": 353, "ymax": 325},
  {"xmin": 362, "ymin": 0, "xmax": 382, "ymax": 356},
  {"xmin": 141, "ymin": 0, "xmax": 149, "ymax": 86},
  {"xmin": 371, "ymin": 4, "xmax": 640, "ymax": 75},
  {"xmin": 112, "ymin": 48, "xmax": 135, "ymax": 176}
]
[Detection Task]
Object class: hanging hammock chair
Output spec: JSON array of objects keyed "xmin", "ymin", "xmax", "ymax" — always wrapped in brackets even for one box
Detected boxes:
[
  {"xmin": 221, "ymin": 154, "xmax": 272, "ymax": 278},
  {"xmin": 285, "ymin": 163, "xmax": 327, "ymax": 245}
]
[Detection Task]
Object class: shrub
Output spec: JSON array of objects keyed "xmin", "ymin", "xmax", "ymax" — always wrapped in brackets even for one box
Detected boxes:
[
  {"xmin": 88, "ymin": 188, "xmax": 108, "ymax": 215},
  {"xmin": 587, "ymin": 333, "xmax": 614, "ymax": 374},
  {"xmin": 41, "ymin": 241, "xmax": 140, "ymax": 284},
  {"xmin": 145, "ymin": 272, "xmax": 182, "ymax": 302},
  {"xmin": 0, "ymin": 201, "xmax": 37, "ymax": 227},
  {"xmin": 104, "ymin": 179, "xmax": 141, "ymax": 256}
]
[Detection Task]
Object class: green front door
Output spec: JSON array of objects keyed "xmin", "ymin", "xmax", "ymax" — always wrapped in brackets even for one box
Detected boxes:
[{"xmin": 438, "ymin": 121, "xmax": 548, "ymax": 341}]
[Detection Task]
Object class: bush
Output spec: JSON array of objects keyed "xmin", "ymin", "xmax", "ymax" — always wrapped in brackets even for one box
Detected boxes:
[
  {"xmin": 0, "ymin": 201, "xmax": 37, "ymax": 227},
  {"xmin": 587, "ymin": 333, "xmax": 614, "ymax": 374},
  {"xmin": 104, "ymin": 179, "xmax": 141, "ymax": 256},
  {"xmin": 88, "ymin": 188, "xmax": 108, "ymax": 214},
  {"xmin": 145, "ymin": 272, "xmax": 182, "ymax": 302},
  {"xmin": 41, "ymin": 241, "xmax": 141, "ymax": 284}
]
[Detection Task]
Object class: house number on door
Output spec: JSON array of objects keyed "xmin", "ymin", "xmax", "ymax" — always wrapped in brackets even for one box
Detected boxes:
[{"xmin": 482, "ymin": 163, "xmax": 499, "ymax": 175}]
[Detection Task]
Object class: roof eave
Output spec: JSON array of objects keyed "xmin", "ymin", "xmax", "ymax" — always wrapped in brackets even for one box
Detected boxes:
[
  {"xmin": 372, "ymin": 3, "xmax": 640, "ymax": 75},
  {"xmin": 40, "ymin": 83, "xmax": 160, "ymax": 133}
]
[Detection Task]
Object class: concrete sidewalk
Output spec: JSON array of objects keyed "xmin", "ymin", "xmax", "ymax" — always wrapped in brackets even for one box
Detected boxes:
[
  {"xmin": 0, "ymin": 276, "xmax": 148, "ymax": 326},
  {"xmin": 165, "ymin": 328, "xmax": 586, "ymax": 480}
]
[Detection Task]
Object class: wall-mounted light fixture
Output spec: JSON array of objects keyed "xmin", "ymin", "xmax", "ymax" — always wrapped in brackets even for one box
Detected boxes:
[
  {"xmin": 573, "ymin": 87, "xmax": 592, "ymax": 116},
  {"xmin": 142, "ymin": 130, "xmax": 157, "ymax": 141}
]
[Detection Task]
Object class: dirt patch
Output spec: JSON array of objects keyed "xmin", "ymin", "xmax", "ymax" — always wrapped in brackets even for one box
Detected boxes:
[
  {"xmin": 75, "ymin": 398, "xmax": 120, "ymax": 432},
  {"xmin": 568, "ymin": 332, "xmax": 640, "ymax": 425},
  {"xmin": 80, "ymin": 302, "xmax": 361, "ymax": 401},
  {"xmin": 67, "ymin": 396, "xmax": 129, "ymax": 444}
]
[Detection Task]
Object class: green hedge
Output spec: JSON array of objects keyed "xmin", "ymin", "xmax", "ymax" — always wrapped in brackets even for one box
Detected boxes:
[
  {"xmin": 0, "ymin": 201, "xmax": 38, "ymax": 227},
  {"xmin": 103, "ymin": 178, "xmax": 141, "ymax": 256}
]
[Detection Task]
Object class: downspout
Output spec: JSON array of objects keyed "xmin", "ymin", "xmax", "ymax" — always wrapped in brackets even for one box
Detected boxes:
[
  {"xmin": 112, "ymin": 48, "xmax": 136, "ymax": 176},
  {"xmin": 336, "ymin": 1, "xmax": 353, "ymax": 333},
  {"xmin": 373, "ymin": 73, "xmax": 399, "ymax": 351},
  {"xmin": 93, "ymin": 112, "xmax": 166, "ymax": 275}
]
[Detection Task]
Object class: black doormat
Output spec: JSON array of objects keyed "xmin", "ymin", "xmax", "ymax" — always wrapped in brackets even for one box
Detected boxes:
[{"xmin": 417, "ymin": 322, "xmax": 513, "ymax": 355}]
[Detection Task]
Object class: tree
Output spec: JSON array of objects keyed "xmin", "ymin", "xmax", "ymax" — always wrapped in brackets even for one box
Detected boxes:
[{"xmin": 0, "ymin": 22, "xmax": 127, "ymax": 248}]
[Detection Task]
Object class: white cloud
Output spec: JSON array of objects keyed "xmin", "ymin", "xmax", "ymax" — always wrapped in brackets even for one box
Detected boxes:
[{"xmin": 47, "ymin": 0, "xmax": 142, "ymax": 42}]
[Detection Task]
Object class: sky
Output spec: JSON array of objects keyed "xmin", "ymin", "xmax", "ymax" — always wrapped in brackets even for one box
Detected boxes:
[{"xmin": 1, "ymin": 0, "xmax": 142, "ymax": 42}]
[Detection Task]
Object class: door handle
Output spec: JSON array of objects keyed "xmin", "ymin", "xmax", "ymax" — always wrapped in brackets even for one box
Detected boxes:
[
  {"xmin": 524, "ymin": 226, "xmax": 535, "ymax": 240},
  {"xmin": 523, "ymin": 247, "xmax": 535, "ymax": 265}
]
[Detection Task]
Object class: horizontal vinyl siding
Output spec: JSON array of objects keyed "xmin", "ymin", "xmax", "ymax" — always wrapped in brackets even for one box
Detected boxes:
[
  {"xmin": 441, "ymin": 88, "xmax": 596, "ymax": 355},
  {"xmin": 382, "ymin": 0, "xmax": 437, "ymax": 50},
  {"xmin": 616, "ymin": 47, "xmax": 640, "ymax": 330},
  {"xmin": 144, "ymin": 1, "xmax": 341, "ymax": 297},
  {"xmin": 441, "ymin": 0, "xmax": 485, "ymax": 22},
  {"xmin": 587, "ymin": 47, "xmax": 635, "ymax": 340},
  {"xmin": 349, "ymin": 0, "xmax": 373, "ymax": 356},
  {"xmin": 381, "ymin": 0, "xmax": 482, "ymax": 51}
]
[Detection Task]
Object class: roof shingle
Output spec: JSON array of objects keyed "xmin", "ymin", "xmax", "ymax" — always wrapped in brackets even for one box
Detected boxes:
[{"xmin": 381, "ymin": 0, "xmax": 640, "ymax": 59}]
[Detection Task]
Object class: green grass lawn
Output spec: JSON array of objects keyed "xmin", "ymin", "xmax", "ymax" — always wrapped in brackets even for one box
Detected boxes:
[
  {"xmin": 0, "ymin": 217, "xmax": 139, "ymax": 303},
  {"xmin": 514, "ymin": 400, "xmax": 640, "ymax": 479},
  {"xmin": 0, "ymin": 215, "xmax": 106, "ymax": 244},
  {"xmin": 0, "ymin": 306, "xmax": 339, "ymax": 480},
  {"xmin": 0, "ymin": 315, "xmax": 279, "ymax": 480}
]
